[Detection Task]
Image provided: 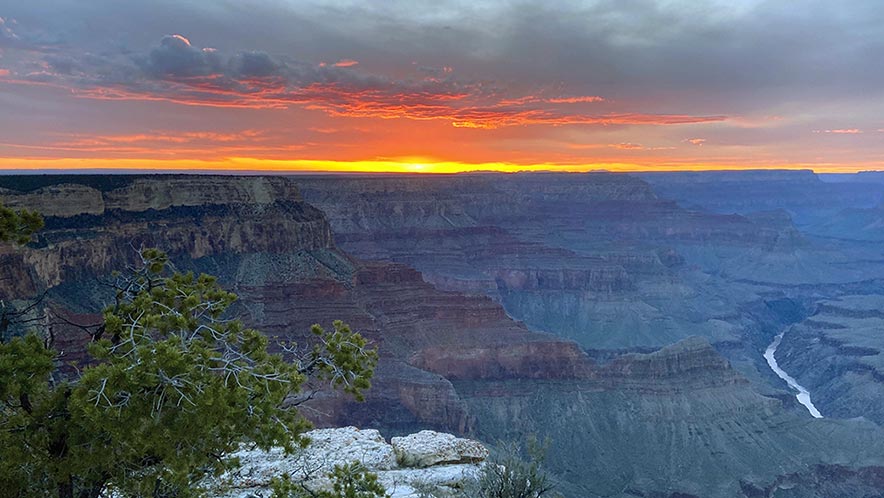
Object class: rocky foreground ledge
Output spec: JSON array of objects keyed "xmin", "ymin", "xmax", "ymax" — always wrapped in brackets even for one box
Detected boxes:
[{"xmin": 208, "ymin": 427, "xmax": 489, "ymax": 498}]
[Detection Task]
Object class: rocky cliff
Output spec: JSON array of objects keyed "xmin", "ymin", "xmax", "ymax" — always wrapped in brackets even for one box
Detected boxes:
[
  {"xmin": 639, "ymin": 169, "xmax": 884, "ymax": 228},
  {"xmin": 776, "ymin": 295, "xmax": 884, "ymax": 424},
  {"xmin": 638, "ymin": 170, "xmax": 884, "ymax": 428},
  {"xmin": 459, "ymin": 337, "xmax": 884, "ymax": 497},
  {"xmin": 0, "ymin": 176, "xmax": 333, "ymax": 297},
  {"xmin": 811, "ymin": 201, "xmax": 884, "ymax": 241},
  {"xmin": 297, "ymin": 172, "xmax": 809, "ymax": 357},
  {"xmin": 298, "ymin": 171, "xmax": 884, "ymax": 402},
  {"xmin": 0, "ymin": 175, "xmax": 586, "ymax": 436}
]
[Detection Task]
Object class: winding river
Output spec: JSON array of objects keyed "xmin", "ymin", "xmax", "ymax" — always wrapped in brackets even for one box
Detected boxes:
[{"xmin": 763, "ymin": 332, "xmax": 823, "ymax": 418}]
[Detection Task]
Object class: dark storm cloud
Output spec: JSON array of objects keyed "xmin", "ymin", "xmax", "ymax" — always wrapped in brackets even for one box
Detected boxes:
[
  {"xmin": 318, "ymin": 0, "xmax": 884, "ymax": 113},
  {"xmin": 232, "ymin": 51, "xmax": 281, "ymax": 78},
  {"xmin": 135, "ymin": 34, "xmax": 223, "ymax": 78},
  {"xmin": 486, "ymin": 0, "xmax": 884, "ymax": 109},
  {"xmin": 4, "ymin": 0, "xmax": 884, "ymax": 111}
]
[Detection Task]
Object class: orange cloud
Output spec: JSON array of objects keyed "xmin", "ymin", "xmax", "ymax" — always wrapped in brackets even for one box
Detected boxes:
[
  {"xmin": 684, "ymin": 138, "xmax": 706, "ymax": 146},
  {"xmin": 0, "ymin": 129, "xmax": 308, "ymax": 157},
  {"xmin": 54, "ymin": 130, "xmax": 262, "ymax": 146},
  {"xmin": 57, "ymin": 79, "xmax": 724, "ymax": 128},
  {"xmin": 447, "ymin": 112, "xmax": 725, "ymax": 129},
  {"xmin": 333, "ymin": 59, "xmax": 359, "ymax": 67},
  {"xmin": 546, "ymin": 96, "xmax": 606, "ymax": 104},
  {"xmin": 498, "ymin": 95, "xmax": 605, "ymax": 106},
  {"xmin": 169, "ymin": 34, "xmax": 192, "ymax": 46}
]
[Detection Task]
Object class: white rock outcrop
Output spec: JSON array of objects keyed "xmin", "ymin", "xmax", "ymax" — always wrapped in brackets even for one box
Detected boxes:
[
  {"xmin": 208, "ymin": 427, "xmax": 486, "ymax": 498},
  {"xmin": 391, "ymin": 430, "xmax": 489, "ymax": 468}
]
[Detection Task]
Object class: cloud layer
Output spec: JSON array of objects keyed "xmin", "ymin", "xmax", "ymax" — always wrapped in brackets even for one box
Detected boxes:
[
  {"xmin": 1, "ymin": 30, "xmax": 725, "ymax": 129},
  {"xmin": 1, "ymin": 0, "xmax": 883, "ymax": 170}
]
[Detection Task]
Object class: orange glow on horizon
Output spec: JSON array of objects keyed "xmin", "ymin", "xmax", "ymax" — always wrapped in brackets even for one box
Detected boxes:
[{"xmin": 0, "ymin": 156, "xmax": 879, "ymax": 174}]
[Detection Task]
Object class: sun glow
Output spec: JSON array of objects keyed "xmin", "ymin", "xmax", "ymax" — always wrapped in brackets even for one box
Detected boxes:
[{"xmin": 0, "ymin": 156, "xmax": 875, "ymax": 174}]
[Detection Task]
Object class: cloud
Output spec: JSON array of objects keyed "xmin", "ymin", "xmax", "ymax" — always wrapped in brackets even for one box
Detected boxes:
[
  {"xmin": 333, "ymin": 59, "xmax": 359, "ymax": 67},
  {"xmin": 232, "ymin": 51, "xmax": 281, "ymax": 77},
  {"xmin": 546, "ymin": 96, "xmax": 606, "ymax": 104},
  {"xmin": 0, "ymin": 17, "xmax": 23, "ymax": 48},
  {"xmin": 607, "ymin": 142, "xmax": 675, "ymax": 151},
  {"xmin": 133, "ymin": 34, "xmax": 224, "ymax": 78},
  {"xmin": 499, "ymin": 95, "xmax": 606, "ymax": 106},
  {"xmin": 611, "ymin": 143, "xmax": 643, "ymax": 150},
  {"xmin": 5, "ymin": 0, "xmax": 884, "ymax": 111},
  {"xmin": 684, "ymin": 138, "xmax": 706, "ymax": 146},
  {"xmin": 56, "ymin": 130, "xmax": 263, "ymax": 145},
  {"xmin": 813, "ymin": 128, "xmax": 863, "ymax": 134},
  {"xmin": 0, "ymin": 129, "xmax": 309, "ymax": 157},
  {"xmin": 1, "ymin": 0, "xmax": 884, "ymax": 170},
  {"xmin": 1, "ymin": 33, "xmax": 726, "ymax": 129}
]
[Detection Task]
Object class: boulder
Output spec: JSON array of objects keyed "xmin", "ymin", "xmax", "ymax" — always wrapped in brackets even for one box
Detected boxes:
[
  {"xmin": 302, "ymin": 427, "xmax": 397, "ymax": 471},
  {"xmin": 391, "ymin": 430, "xmax": 489, "ymax": 468}
]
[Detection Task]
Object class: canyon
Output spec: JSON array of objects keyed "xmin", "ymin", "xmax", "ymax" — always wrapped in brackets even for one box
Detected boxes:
[{"xmin": 2, "ymin": 171, "xmax": 884, "ymax": 497}]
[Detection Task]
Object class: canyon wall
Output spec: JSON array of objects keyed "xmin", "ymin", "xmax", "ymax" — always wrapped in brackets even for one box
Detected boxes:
[{"xmin": 3, "ymin": 174, "xmax": 884, "ymax": 497}]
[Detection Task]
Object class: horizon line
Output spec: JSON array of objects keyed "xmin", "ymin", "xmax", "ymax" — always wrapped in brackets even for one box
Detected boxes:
[
  {"xmin": 0, "ymin": 156, "xmax": 882, "ymax": 175},
  {"xmin": 1, "ymin": 167, "xmax": 883, "ymax": 176}
]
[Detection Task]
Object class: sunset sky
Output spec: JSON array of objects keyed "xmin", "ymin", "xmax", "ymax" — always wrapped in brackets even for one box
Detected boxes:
[{"xmin": 1, "ymin": 0, "xmax": 883, "ymax": 173}]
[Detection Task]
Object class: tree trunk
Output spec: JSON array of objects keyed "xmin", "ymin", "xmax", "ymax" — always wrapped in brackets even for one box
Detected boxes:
[
  {"xmin": 58, "ymin": 480, "xmax": 74, "ymax": 498},
  {"xmin": 78, "ymin": 483, "xmax": 107, "ymax": 498},
  {"xmin": 49, "ymin": 389, "xmax": 73, "ymax": 498}
]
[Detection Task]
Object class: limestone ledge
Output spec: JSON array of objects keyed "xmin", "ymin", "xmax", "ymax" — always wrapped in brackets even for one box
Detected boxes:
[{"xmin": 208, "ymin": 427, "xmax": 487, "ymax": 498}]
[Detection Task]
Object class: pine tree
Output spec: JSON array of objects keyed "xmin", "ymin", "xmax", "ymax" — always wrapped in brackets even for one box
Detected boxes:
[{"xmin": 0, "ymin": 245, "xmax": 378, "ymax": 498}]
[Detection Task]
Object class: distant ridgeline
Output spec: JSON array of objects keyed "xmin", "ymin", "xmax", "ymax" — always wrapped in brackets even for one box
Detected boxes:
[{"xmin": 0, "ymin": 174, "xmax": 146, "ymax": 192}]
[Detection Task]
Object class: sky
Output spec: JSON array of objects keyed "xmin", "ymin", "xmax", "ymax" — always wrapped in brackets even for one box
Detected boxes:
[{"xmin": 1, "ymin": 0, "xmax": 883, "ymax": 173}]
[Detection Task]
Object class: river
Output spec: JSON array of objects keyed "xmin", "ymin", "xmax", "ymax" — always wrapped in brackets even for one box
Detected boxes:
[{"xmin": 763, "ymin": 332, "xmax": 823, "ymax": 418}]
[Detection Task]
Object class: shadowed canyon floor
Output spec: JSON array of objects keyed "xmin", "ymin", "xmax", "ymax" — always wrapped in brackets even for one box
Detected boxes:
[{"xmin": 2, "ymin": 172, "xmax": 884, "ymax": 497}]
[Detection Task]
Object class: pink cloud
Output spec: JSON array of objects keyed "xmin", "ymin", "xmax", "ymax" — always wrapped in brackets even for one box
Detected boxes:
[
  {"xmin": 813, "ymin": 128, "xmax": 863, "ymax": 134},
  {"xmin": 333, "ymin": 59, "xmax": 359, "ymax": 67},
  {"xmin": 611, "ymin": 142, "xmax": 643, "ymax": 150},
  {"xmin": 607, "ymin": 142, "xmax": 676, "ymax": 151}
]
